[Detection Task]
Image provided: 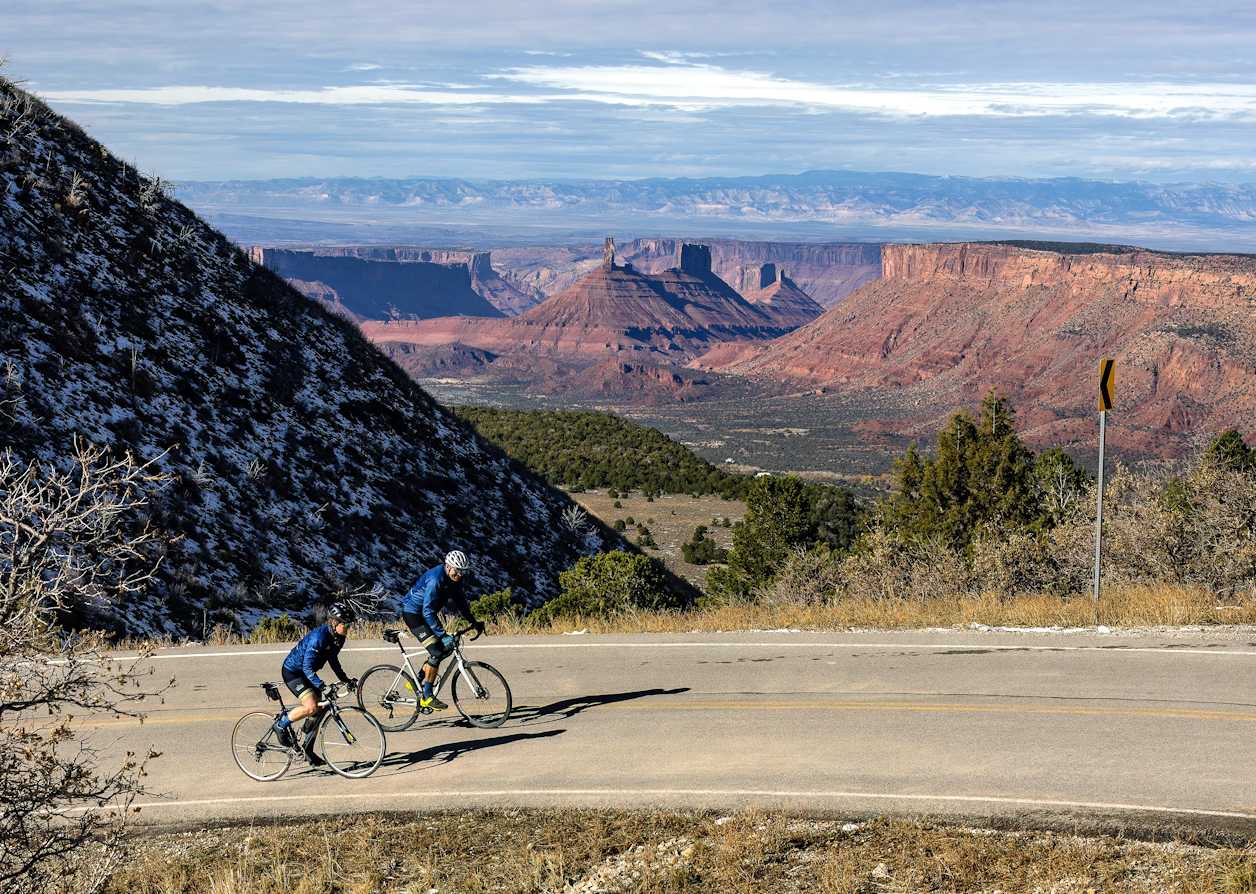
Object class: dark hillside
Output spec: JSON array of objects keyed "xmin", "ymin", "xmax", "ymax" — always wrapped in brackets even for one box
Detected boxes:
[
  {"xmin": 452, "ymin": 407, "xmax": 751, "ymax": 498},
  {"xmin": 0, "ymin": 77, "xmax": 610, "ymax": 637}
]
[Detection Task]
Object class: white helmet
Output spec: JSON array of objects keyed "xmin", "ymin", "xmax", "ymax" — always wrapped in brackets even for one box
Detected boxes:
[{"xmin": 445, "ymin": 549, "xmax": 471, "ymax": 573}]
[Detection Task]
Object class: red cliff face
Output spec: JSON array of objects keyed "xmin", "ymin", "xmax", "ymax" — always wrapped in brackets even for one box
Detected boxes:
[
  {"xmin": 701, "ymin": 243, "xmax": 1256, "ymax": 454},
  {"xmin": 742, "ymin": 272, "xmax": 825, "ymax": 328},
  {"xmin": 622, "ymin": 238, "xmax": 882, "ymax": 308}
]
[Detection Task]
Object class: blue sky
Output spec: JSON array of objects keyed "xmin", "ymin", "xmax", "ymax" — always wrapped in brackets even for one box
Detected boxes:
[{"xmin": 7, "ymin": 1, "xmax": 1256, "ymax": 182}]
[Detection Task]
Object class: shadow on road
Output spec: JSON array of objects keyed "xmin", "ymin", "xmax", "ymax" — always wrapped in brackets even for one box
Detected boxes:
[
  {"xmin": 394, "ymin": 687, "xmax": 692, "ymax": 734},
  {"xmin": 376, "ymin": 728, "xmax": 567, "ymax": 775},
  {"xmin": 511, "ymin": 687, "xmax": 691, "ymax": 726}
]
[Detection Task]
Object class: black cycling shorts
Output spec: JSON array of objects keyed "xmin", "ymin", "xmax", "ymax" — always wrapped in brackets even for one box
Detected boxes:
[
  {"xmin": 282, "ymin": 666, "xmax": 318, "ymax": 700},
  {"xmin": 403, "ymin": 611, "xmax": 452, "ymax": 662}
]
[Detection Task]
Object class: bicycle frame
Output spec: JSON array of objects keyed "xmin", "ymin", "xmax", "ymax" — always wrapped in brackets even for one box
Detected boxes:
[
  {"xmin": 381, "ymin": 630, "xmax": 480, "ymax": 709},
  {"xmin": 265, "ymin": 681, "xmax": 354, "ymax": 741}
]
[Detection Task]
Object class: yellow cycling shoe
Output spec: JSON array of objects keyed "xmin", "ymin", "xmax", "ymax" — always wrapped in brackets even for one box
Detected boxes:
[{"xmin": 420, "ymin": 694, "xmax": 448, "ymax": 711}]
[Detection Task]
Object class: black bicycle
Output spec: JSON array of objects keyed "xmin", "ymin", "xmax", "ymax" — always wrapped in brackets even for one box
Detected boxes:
[
  {"xmin": 231, "ymin": 680, "xmax": 386, "ymax": 780},
  {"xmin": 356, "ymin": 625, "xmax": 512, "ymax": 731}
]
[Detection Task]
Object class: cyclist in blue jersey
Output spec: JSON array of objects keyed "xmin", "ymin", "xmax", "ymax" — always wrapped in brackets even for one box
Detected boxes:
[
  {"xmin": 275, "ymin": 601, "xmax": 358, "ymax": 765},
  {"xmin": 401, "ymin": 550, "xmax": 483, "ymax": 711}
]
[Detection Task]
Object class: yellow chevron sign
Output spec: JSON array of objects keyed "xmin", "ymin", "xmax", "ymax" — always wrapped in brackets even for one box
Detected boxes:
[{"xmin": 1098, "ymin": 359, "xmax": 1115, "ymax": 412}]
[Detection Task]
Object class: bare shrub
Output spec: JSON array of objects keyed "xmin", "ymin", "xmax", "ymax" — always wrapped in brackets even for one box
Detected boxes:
[
  {"xmin": 764, "ymin": 545, "xmax": 842, "ymax": 606},
  {"xmin": 836, "ymin": 530, "xmax": 971, "ymax": 602},
  {"xmin": 1047, "ymin": 461, "xmax": 1256, "ymax": 598},
  {"xmin": 0, "ymin": 441, "xmax": 172, "ymax": 893},
  {"xmin": 836, "ymin": 528, "xmax": 912, "ymax": 601},
  {"xmin": 971, "ymin": 524, "xmax": 1057, "ymax": 598}
]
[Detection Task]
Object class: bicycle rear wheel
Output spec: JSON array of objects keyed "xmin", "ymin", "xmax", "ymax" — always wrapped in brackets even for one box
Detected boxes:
[
  {"xmin": 451, "ymin": 661, "xmax": 512, "ymax": 729},
  {"xmin": 357, "ymin": 663, "xmax": 420, "ymax": 732},
  {"xmin": 231, "ymin": 711, "xmax": 292, "ymax": 781},
  {"xmin": 319, "ymin": 706, "xmax": 386, "ymax": 778}
]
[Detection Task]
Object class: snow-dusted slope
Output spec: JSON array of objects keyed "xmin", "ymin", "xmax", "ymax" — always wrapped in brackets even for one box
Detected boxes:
[{"xmin": 0, "ymin": 79, "xmax": 609, "ymax": 636}]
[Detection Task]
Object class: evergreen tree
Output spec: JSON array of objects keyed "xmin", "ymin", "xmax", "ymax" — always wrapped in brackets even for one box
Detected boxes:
[
  {"xmin": 1207, "ymin": 429, "xmax": 1254, "ymax": 471},
  {"xmin": 882, "ymin": 391, "xmax": 1041, "ymax": 550},
  {"xmin": 708, "ymin": 475, "xmax": 813, "ymax": 597}
]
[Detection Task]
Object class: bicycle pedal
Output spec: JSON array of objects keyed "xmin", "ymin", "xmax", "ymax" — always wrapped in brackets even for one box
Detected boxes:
[{"xmin": 418, "ymin": 705, "xmax": 433, "ymax": 715}]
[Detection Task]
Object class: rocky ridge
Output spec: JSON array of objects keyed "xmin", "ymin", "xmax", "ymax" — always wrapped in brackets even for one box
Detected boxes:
[
  {"xmin": 740, "ymin": 266, "xmax": 826, "ymax": 328},
  {"xmin": 182, "ymin": 172, "xmax": 1256, "ymax": 249},
  {"xmin": 620, "ymin": 238, "xmax": 882, "ymax": 308},
  {"xmin": 0, "ymin": 79, "xmax": 609, "ymax": 636},
  {"xmin": 251, "ymin": 248, "xmax": 505, "ymax": 322},
  {"xmin": 362, "ymin": 240, "xmax": 799, "ymax": 384},
  {"xmin": 268, "ymin": 246, "xmax": 538, "ymax": 315}
]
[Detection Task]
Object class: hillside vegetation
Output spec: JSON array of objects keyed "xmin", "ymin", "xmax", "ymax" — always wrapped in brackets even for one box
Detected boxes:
[
  {"xmin": 454, "ymin": 407, "xmax": 752, "ymax": 498},
  {"xmin": 478, "ymin": 395, "xmax": 1256, "ymax": 629}
]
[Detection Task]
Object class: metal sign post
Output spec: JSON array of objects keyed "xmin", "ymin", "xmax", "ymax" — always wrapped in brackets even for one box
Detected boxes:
[{"xmin": 1093, "ymin": 359, "xmax": 1115, "ymax": 624}]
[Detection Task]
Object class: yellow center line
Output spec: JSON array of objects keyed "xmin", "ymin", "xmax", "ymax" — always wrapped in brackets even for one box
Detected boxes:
[
  {"xmin": 588, "ymin": 701, "xmax": 1256, "ymax": 720},
  {"xmin": 75, "ymin": 700, "xmax": 1256, "ymax": 729}
]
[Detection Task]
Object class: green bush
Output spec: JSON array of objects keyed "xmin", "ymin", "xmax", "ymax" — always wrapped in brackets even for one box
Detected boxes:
[
  {"xmin": 1208, "ymin": 429, "xmax": 1255, "ymax": 472},
  {"xmin": 880, "ymin": 391, "xmax": 1057, "ymax": 551},
  {"xmin": 682, "ymin": 524, "xmax": 729, "ymax": 565},
  {"xmin": 471, "ymin": 588, "xmax": 525, "ymax": 623},
  {"xmin": 531, "ymin": 551, "xmax": 677, "ymax": 623},
  {"xmin": 247, "ymin": 613, "xmax": 305, "ymax": 643}
]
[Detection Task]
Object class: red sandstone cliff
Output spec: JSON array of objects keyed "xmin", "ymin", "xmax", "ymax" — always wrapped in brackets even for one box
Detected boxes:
[
  {"xmin": 621, "ymin": 238, "xmax": 881, "ymax": 308},
  {"xmin": 252, "ymin": 247, "xmax": 532, "ymax": 316},
  {"xmin": 698, "ymin": 242, "xmax": 1256, "ymax": 453},
  {"xmin": 741, "ymin": 268, "xmax": 825, "ymax": 328}
]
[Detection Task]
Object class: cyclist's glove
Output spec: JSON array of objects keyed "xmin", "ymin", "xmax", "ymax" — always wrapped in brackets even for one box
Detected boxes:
[
  {"xmin": 440, "ymin": 634, "xmax": 455, "ymax": 651},
  {"xmin": 344, "ymin": 677, "xmax": 358, "ymax": 693}
]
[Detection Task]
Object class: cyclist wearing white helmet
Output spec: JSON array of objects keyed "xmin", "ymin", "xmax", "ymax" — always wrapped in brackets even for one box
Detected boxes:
[
  {"xmin": 400, "ymin": 549, "xmax": 483, "ymax": 710},
  {"xmin": 274, "ymin": 600, "xmax": 359, "ymax": 766}
]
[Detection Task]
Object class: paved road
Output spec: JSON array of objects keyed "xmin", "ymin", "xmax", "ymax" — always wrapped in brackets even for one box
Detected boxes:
[{"xmin": 85, "ymin": 629, "xmax": 1256, "ymax": 834}]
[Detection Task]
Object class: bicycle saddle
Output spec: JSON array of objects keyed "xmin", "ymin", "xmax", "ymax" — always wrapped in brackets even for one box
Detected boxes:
[
  {"xmin": 261, "ymin": 682, "xmax": 281, "ymax": 701},
  {"xmin": 382, "ymin": 629, "xmax": 400, "ymax": 644}
]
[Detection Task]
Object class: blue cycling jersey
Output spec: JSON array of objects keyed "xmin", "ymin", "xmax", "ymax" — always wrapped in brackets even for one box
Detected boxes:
[
  {"xmin": 281, "ymin": 624, "xmax": 347, "ymax": 690},
  {"xmin": 400, "ymin": 563, "xmax": 471, "ymax": 637}
]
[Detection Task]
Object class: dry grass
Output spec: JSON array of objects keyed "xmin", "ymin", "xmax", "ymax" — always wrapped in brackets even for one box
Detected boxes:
[
  {"xmin": 112, "ymin": 583, "xmax": 1254, "ymax": 651},
  {"xmin": 488, "ymin": 582, "xmax": 1256, "ymax": 636},
  {"xmin": 98, "ymin": 809, "xmax": 1256, "ymax": 894},
  {"xmin": 569, "ymin": 490, "xmax": 743, "ymax": 590}
]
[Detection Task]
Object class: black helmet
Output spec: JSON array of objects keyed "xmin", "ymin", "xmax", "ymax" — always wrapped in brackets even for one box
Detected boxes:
[{"xmin": 328, "ymin": 600, "xmax": 356, "ymax": 625}]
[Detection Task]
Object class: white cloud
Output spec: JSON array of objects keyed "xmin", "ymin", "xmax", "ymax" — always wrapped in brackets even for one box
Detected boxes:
[
  {"xmin": 504, "ymin": 63, "xmax": 1256, "ymax": 119},
  {"xmin": 39, "ymin": 61, "xmax": 1256, "ymax": 121}
]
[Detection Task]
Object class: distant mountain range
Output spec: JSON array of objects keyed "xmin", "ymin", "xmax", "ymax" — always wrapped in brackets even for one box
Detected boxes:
[{"xmin": 182, "ymin": 171, "xmax": 1256, "ymax": 251}]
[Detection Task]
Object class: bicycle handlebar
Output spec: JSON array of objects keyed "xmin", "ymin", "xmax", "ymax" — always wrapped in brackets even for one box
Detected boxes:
[{"xmin": 317, "ymin": 680, "xmax": 353, "ymax": 706}]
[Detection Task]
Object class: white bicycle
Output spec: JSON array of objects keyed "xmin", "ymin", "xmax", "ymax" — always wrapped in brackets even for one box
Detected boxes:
[{"xmin": 356, "ymin": 625, "xmax": 512, "ymax": 731}]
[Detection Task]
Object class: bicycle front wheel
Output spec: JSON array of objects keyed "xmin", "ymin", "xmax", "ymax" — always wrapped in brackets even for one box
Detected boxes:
[
  {"xmin": 357, "ymin": 663, "xmax": 420, "ymax": 732},
  {"xmin": 319, "ymin": 706, "xmax": 386, "ymax": 779},
  {"xmin": 451, "ymin": 661, "xmax": 512, "ymax": 729},
  {"xmin": 231, "ymin": 711, "xmax": 292, "ymax": 781}
]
